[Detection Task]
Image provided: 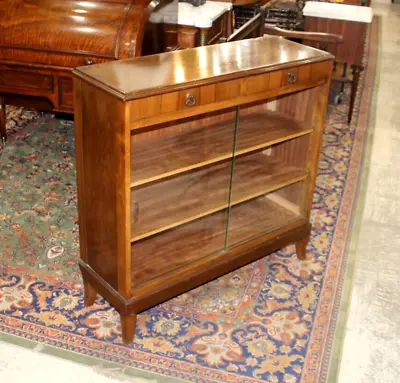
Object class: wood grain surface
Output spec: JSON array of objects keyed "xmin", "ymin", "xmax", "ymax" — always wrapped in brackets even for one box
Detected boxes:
[{"xmin": 73, "ymin": 36, "xmax": 333, "ymax": 100}]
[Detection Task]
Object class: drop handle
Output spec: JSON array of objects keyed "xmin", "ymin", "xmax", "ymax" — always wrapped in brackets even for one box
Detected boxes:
[
  {"xmin": 287, "ymin": 72, "xmax": 296, "ymax": 84},
  {"xmin": 185, "ymin": 93, "xmax": 196, "ymax": 107}
]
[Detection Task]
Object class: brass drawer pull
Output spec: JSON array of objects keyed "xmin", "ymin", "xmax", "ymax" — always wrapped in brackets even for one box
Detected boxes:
[
  {"xmin": 288, "ymin": 72, "xmax": 296, "ymax": 84},
  {"xmin": 185, "ymin": 93, "xmax": 196, "ymax": 107},
  {"xmin": 85, "ymin": 57, "xmax": 94, "ymax": 65}
]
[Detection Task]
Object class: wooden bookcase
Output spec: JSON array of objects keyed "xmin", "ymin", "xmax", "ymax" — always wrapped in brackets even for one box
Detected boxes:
[{"xmin": 73, "ymin": 36, "xmax": 333, "ymax": 344}]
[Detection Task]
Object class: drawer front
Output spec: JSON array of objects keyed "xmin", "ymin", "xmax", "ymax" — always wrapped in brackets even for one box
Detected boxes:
[
  {"xmin": 0, "ymin": 69, "xmax": 54, "ymax": 93},
  {"xmin": 58, "ymin": 77, "xmax": 74, "ymax": 110},
  {"xmin": 282, "ymin": 67, "xmax": 300, "ymax": 87},
  {"xmin": 281, "ymin": 61, "xmax": 330, "ymax": 88},
  {"xmin": 2, "ymin": 47, "xmax": 109, "ymax": 69},
  {"xmin": 130, "ymin": 61, "xmax": 331, "ymax": 128}
]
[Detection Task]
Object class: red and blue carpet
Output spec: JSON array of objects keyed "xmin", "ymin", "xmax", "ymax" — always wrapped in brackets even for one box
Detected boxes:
[{"xmin": 0, "ymin": 18, "xmax": 378, "ymax": 383}]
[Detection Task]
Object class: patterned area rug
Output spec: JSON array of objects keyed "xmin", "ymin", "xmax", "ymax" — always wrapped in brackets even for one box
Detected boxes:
[
  {"xmin": 0, "ymin": 19, "xmax": 378, "ymax": 383},
  {"xmin": 0, "ymin": 106, "xmax": 39, "ymax": 155}
]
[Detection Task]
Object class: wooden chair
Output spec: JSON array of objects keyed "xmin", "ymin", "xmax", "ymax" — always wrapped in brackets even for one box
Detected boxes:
[
  {"xmin": 263, "ymin": 24, "xmax": 362, "ymax": 124},
  {"xmin": 220, "ymin": 11, "xmax": 265, "ymax": 42}
]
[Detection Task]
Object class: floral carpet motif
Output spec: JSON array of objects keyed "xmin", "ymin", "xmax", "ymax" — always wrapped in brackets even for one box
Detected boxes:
[
  {"xmin": 0, "ymin": 19, "xmax": 378, "ymax": 383},
  {"xmin": 0, "ymin": 106, "xmax": 39, "ymax": 155}
]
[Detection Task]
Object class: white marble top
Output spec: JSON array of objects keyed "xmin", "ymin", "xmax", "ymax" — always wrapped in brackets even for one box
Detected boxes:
[
  {"xmin": 149, "ymin": 0, "xmax": 232, "ymax": 28},
  {"xmin": 303, "ymin": 1, "xmax": 373, "ymax": 23}
]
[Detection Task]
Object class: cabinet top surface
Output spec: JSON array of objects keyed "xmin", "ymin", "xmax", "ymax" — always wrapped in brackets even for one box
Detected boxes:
[{"xmin": 73, "ymin": 36, "xmax": 333, "ymax": 100}]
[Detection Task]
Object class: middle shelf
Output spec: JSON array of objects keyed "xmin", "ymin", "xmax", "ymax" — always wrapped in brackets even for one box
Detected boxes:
[{"xmin": 131, "ymin": 151, "xmax": 308, "ymax": 242}]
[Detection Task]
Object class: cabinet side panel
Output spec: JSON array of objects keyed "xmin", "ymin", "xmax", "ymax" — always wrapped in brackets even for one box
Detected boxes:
[
  {"xmin": 73, "ymin": 78, "xmax": 88, "ymax": 263},
  {"xmin": 303, "ymin": 77, "xmax": 332, "ymax": 217},
  {"xmin": 75, "ymin": 81, "xmax": 129, "ymax": 290}
]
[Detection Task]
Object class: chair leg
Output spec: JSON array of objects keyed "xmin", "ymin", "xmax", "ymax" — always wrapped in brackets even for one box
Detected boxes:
[
  {"xmin": 340, "ymin": 63, "xmax": 347, "ymax": 94},
  {"xmin": 348, "ymin": 66, "xmax": 362, "ymax": 124},
  {"xmin": 0, "ymin": 96, "xmax": 6, "ymax": 146}
]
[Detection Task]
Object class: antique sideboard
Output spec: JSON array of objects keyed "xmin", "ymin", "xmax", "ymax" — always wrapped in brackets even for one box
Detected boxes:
[
  {"xmin": 145, "ymin": 0, "xmax": 232, "ymax": 52},
  {"xmin": 0, "ymin": 0, "xmax": 162, "ymax": 144},
  {"xmin": 73, "ymin": 36, "xmax": 333, "ymax": 343}
]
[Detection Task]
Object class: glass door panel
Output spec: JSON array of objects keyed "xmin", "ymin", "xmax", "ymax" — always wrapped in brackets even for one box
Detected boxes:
[
  {"xmin": 130, "ymin": 107, "xmax": 238, "ymax": 288},
  {"xmin": 227, "ymin": 95, "xmax": 312, "ymax": 248},
  {"xmin": 227, "ymin": 181, "xmax": 306, "ymax": 248}
]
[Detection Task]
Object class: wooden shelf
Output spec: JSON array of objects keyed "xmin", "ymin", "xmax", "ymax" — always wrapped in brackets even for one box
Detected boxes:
[
  {"xmin": 130, "ymin": 194, "xmax": 303, "ymax": 289},
  {"xmin": 130, "ymin": 110, "xmax": 312, "ymax": 187},
  {"xmin": 131, "ymin": 152, "xmax": 307, "ymax": 242}
]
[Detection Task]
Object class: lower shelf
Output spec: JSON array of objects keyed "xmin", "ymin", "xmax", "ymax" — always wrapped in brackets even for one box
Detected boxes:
[{"xmin": 131, "ymin": 190, "xmax": 304, "ymax": 289}]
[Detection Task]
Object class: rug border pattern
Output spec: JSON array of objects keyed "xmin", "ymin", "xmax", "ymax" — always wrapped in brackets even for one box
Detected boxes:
[{"xmin": 301, "ymin": 16, "xmax": 380, "ymax": 383}]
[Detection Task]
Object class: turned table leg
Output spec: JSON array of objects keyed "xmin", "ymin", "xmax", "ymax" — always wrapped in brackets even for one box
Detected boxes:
[
  {"xmin": 295, "ymin": 235, "xmax": 309, "ymax": 260},
  {"xmin": 120, "ymin": 313, "xmax": 137, "ymax": 344},
  {"xmin": 199, "ymin": 28, "xmax": 210, "ymax": 46},
  {"xmin": 83, "ymin": 279, "xmax": 97, "ymax": 307},
  {"xmin": 0, "ymin": 96, "xmax": 6, "ymax": 145}
]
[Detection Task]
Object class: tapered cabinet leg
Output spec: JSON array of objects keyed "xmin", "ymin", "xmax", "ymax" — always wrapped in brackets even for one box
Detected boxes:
[
  {"xmin": 120, "ymin": 313, "xmax": 137, "ymax": 344},
  {"xmin": 0, "ymin": 96, "xmax": 6, "ymax": 145},
  {"xmin": 83, "ymin": 279, "xmax": 97, "ymax": 307},
  {"xmin": 295, "ymin": 236, "xmax": 309, "ymax": 260}
]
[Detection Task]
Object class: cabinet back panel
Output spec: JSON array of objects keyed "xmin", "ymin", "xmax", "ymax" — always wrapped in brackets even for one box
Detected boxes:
[
  {"xmin": 240, "ymin": 88, "xmax": 316, "ymax": 128},
  {"xmin": 276, "ymin": 88, "xmax": 316, "ymax": 124},
  {"xmin": 271, "ymin": 135, "xmax": 310, "ymax": 170}
]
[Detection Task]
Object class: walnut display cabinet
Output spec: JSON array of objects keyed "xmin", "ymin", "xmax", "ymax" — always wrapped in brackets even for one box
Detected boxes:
[{"xmin": 73, "ymin": 36, "xmax": 333, "ymax": 344}]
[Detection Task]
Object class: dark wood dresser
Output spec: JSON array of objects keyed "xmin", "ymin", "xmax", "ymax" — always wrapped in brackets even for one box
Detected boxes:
[
  {"xmin": 0, "ymin": 0, "xmax": 160, "ymax": 143},
  {"xmin": 73, "ymin": 36, "xmax": 333, "ymax": 344}
]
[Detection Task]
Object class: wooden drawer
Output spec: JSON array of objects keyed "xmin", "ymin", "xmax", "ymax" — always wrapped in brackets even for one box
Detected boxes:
[
  {"xmin": 0, "ymin": 69, "xmax": 54, "ymax": 93},
  {"xmin": 130, "ymin": 61, "xmax": 331, "ymax": 128},
  {"xmin": 282, "ymin": 61, "xmax": 330, "ymax": 88},
  {"xmin": 58, "ymin": 77, "xmax": 74, "ymax": 110}
]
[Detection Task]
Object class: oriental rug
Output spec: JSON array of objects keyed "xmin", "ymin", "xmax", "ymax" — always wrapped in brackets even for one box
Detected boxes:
[{"xmin": 0, "ymin": 17, "xmax": 378, "ymax": 383}]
